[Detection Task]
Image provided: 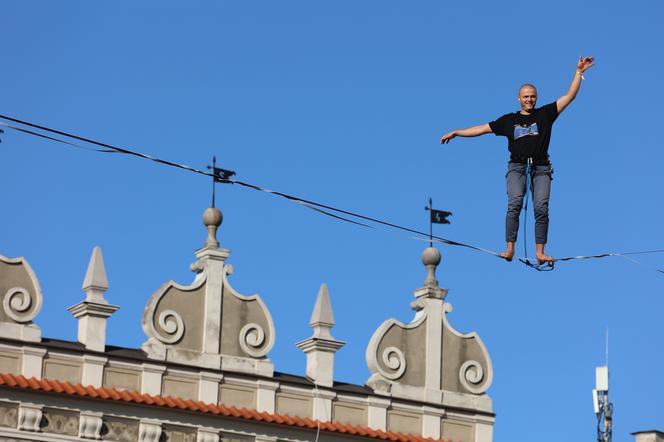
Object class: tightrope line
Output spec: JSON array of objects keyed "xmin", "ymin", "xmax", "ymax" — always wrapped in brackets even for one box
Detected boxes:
[{"xmin": 1, "ymin": 114, "xmax": 662, "ymax": 275}]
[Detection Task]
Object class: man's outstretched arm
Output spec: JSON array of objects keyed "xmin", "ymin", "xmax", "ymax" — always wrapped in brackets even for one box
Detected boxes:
[
  {"xmin": 439, "ymin": 123, "xmax": 492, "ymax": 144},
  {"xmin": 556, "ymin": 56, "xmax": 595, "ymax": 114}
]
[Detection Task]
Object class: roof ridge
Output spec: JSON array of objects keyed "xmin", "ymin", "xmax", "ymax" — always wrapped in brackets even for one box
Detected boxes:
[{"xmin": 0, "ymin": 372, "xmax": 446, "ymax": 442}]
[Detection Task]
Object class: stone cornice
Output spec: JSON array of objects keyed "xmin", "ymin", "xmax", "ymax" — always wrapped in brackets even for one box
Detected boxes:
[{"xmin": 0, "ymin": 372, "xmax": 441, "ymax": 442}]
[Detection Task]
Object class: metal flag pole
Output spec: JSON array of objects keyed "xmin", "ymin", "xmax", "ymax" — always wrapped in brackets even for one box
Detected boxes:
[
  {"xmin": 211, "ymin": 156, "xmax": 217, "ymax": 208},
  {"xmin": 207, "ymin": 156, "xmax": 237, "ymax": 209},
  {"xmin": 428, "ymin": 197, "xmax": 433, "ymax": 248},
  {"xmin": 425, "ymin": 198, "xmax": 453, "ymax": 247}
]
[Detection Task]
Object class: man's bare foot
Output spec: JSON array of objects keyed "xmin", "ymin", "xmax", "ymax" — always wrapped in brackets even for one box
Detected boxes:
[
  {"xmin": 501, "ymin": 242, "xmax": 515, "ymax": 262},
  {"xmin": 535, "ymin": 243, "xmax": 554, "ymax": 264},
  {"xmin": 500, "ymin": 251, "xmax": 514, "ymax": 262},
  {"xmin": 536, "ymin": 252, "xmax": 554, "ymax": 264}
]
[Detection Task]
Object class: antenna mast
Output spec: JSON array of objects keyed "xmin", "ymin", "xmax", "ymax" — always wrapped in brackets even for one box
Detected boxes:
[{"xmin": 593, "ymin": 329, "xmax": 613, "ymax": 442}]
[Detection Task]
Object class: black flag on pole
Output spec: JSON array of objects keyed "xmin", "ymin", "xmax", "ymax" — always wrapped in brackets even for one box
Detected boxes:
[
  {"xmin": 430, "ymin": 208, "xmax": 452, "ymax": 224},
  {"xmin": 211, "ymin": 166, "xmax": 236, "ymax": 183},
  {"xmin": 425, "ymin": 198, "xmax": 451, "ymax": 247}
]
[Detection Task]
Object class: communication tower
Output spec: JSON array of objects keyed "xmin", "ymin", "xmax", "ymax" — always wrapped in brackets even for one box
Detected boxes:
[{"xmin": 593, "ymin": 330, "xmax": 613, "ymax": 442}]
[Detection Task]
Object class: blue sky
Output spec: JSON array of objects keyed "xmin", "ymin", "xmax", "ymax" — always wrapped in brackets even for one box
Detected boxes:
[{"xmin": 2, "ymin": 2, "xmax": 663, "ymax": 441}]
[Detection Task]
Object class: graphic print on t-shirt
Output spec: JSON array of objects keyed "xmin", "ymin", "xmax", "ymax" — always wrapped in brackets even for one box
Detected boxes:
[{"xmin": 514, "ymin": 123, "xmax": 538, "ymax": 139}]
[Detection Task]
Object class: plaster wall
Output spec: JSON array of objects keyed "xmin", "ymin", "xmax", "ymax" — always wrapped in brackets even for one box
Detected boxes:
[
  {"xmin": 387, "ymin": 410, "xmax": 421, "ymax": 435},
  {"xmin": 332, "ymin": 402, "xmax": 367, "ymax": 426},
  {"xmin": 0, "ymin": 354, "xmax": 19, "ymax": 375},
  {"xmin": 162, "ymin": 376, "xmax": 198, "ymax": 400},
  {"xmin": 103, "ymin": 367, "xmax": 141, "ymax": 392},
  {"xmin": 276, "ymin": 393, "xmax": 312, "ymax": 418},
  {"xmin": 442, "ymin": 420, "xmax": 474, "ymax": 442},
  {"xmin": 43, "ymin": 358, "xmax": 82, "ymax": 384},
  {"xmin": 219, "ymin": 384, "xmax": 256, "ymax": 409}
]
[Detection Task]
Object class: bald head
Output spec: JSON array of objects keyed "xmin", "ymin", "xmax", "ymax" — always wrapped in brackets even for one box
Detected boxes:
[
  {"xmin": 517, "ymin": 83, "xmax": 538, "ymax": 114},
  {"xmin": 518, "ymin": 83, "xmax": 538, "ymax": 96}
]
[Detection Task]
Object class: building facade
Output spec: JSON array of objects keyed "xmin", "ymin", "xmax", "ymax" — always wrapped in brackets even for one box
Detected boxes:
[{"xmin": 0, "ymin": 207, "xmax": 495, "ymax": 442}]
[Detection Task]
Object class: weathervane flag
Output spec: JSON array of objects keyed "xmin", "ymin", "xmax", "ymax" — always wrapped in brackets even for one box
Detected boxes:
[
  {"xmin": 425, "ymin": 198, "xmax": 452, "ymax": 248},
  {"xmin": 430, "ymin": 208, "xmax": 452, "ymax": 225}
]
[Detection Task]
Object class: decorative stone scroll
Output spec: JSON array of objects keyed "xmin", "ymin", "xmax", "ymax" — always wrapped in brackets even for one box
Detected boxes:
[
  {"xmin": 366, "ymin": 248, "xmax": 493, "ymax": 406},
  {"xmin": 0, "ymin": 255, "xmax": 43, "ymax": 342},
  {"xmin": 141, "ymin": 208, "xmax": 275, "ymax": 376}
]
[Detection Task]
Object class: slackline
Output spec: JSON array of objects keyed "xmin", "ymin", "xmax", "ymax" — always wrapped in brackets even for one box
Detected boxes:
[{"xmin": 1, "ymin": 114, "xmax": 662, "ymax": 275}]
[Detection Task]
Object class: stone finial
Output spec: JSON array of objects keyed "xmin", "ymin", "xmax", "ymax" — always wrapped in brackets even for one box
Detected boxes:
[
  {"xmin": 68, "ymin": 247, "xmax": 119, "ymax": 352},
  {"xmin": 310, "ymin": 283, "xmax": 334, "ymax": 338},
  {"xmin": 82, "ymin": 246, "xmax": 109, "ymax": 303},
  {"xmin": 203, "ymin": 208, "xmax": 223, "ymax": 248},
  {"xmin": 412, "ymin": 247, "xmax": 448, "ymax": 304},
  {"xmin": 421, "ymin": 247, "xmax": 441, "ymax": 288},
  {"xmin": 296, "ymin": 284, "xmax": 345, "ymax": 387}
]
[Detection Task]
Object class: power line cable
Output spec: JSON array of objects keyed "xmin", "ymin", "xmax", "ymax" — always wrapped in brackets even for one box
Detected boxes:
[
  {"xmin": 0, "ymin": 122, "xmax": 88, "ymax": 150},
  {"xmin": 0, "ymin": 113, "xmax": 499, "ymax": 254}
]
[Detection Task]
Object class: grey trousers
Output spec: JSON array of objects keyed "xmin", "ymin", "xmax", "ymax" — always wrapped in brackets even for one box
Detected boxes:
[{"xmin": 505, "ymin": 162, "xmax": 553, "ymax": 244}]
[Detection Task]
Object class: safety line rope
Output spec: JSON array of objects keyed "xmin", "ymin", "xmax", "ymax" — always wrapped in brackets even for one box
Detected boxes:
[{"xmin": 519, "ymin": 160, "xmax": 555, "ymax": 272}]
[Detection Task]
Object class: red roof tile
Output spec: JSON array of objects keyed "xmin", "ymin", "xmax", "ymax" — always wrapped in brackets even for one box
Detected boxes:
[
  {"xmin": 0, "ymin": 372, "xmax": 445, "ymax": 442},
  {"xmin": 97, "ymin": 387, "xmax": 110, "ymax": 400}
]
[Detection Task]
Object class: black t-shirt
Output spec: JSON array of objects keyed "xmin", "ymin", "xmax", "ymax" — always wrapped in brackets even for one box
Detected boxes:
[{"xmin": 489, "ymin": 101, "xmax": 559, "ymax": 163}]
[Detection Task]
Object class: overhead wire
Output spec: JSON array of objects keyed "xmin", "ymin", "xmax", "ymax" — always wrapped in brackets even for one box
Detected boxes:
[
  {"xmin": 0, "ymin": 113, "xmax": 503, "ymax": 257},
  {"xmin": 0, "ymin": 122, "xmax": 87, "ymax": 150},
  {"xmin": 1, "ymin": 113, "xmax": 662, "ymax": 275}
]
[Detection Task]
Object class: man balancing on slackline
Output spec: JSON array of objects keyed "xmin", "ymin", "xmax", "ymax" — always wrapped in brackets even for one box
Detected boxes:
[{"xmin": 439, "ymin": 56, "xmax": 595, "ymax": 264}]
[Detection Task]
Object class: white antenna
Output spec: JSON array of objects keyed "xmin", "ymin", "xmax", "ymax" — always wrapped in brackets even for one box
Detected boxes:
[{"xmin": 593, "ymin": 328, "xmax": 613, "ymax": 442}]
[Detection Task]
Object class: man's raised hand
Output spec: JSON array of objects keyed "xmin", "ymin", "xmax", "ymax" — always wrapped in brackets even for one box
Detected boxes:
[{"xmin": 578, "ymin": 56, "xmax": 595, "ymax": 73}]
